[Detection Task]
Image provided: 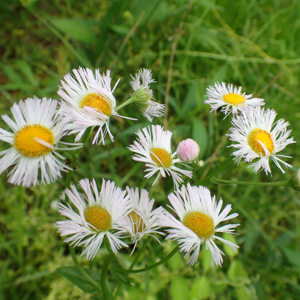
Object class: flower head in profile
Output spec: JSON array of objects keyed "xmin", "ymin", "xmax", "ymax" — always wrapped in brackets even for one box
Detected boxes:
[
  {"xmin": 128, "ymin": 125, "xmax": 192, "ymax": 188},
  {"xmin": 58, "ymin": 67, "xmax": 121, "ymax": 144},
  {"xmin": 130, "ymin": 68, "xmax": 164, "ymax": 122},
  {"xmin": 57, "ymin": 179, "xmax": 133, "ymax": 260},
  {"xmin": 176, "ymin": 138, "xmax": 200, "ymax": 162},
  {"xmin": 0, "ymin": 97, "xmax": 81, "ymax": 187},
  {"xmin": 228, "ymin": 106, "xmax": 295, "ymax": 175},
  {"xmin": 119, "ymin": 187, "xmax": 164, "ymax": 253},
  {"xmin": 205, "ymin": 82, "xmax": 265, "ymax": 117},
  {"xmin": 160, "ymin": 184, "xmax": 239, "ymax": 267}
]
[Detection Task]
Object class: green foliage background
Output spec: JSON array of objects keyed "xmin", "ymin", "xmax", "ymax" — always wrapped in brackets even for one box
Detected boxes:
[{"xmin": 0, "ymin": 0, "xmax": 299, "ymax": 299}]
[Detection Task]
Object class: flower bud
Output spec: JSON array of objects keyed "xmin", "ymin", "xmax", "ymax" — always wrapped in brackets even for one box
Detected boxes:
[
  {"xmin": 177, "ymin": 139, "xmax": 200, "ymax": 162},
  {"xmin": 288, "ymin": 169, "xmax": 300, "ymax": 192}
]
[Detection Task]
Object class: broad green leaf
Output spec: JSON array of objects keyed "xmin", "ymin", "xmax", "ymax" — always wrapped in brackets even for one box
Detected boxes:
[
  {"xmin": 192, "ymin": 117, "xmax": 208, "ymax": 159},
  {"xmin": 57, "ymin": 267, "xmax": 100, "ymax": 294},
  {"xmin": 167, "ymin": 251, "xmax": 184, "ymax": 271},
  {"xmin": 227, "ymin": 260, "xmax": 248, "ymax": 283},
  {"xmin": 170, "ymin": 276, "xmax": 189, "ymax": 300},
  {"xmin": 223, "ymin": 233, "xmax": 238, "ymax": 257},
  {"xmin": 190, "ymin": 276, "xmax": 210, "ymax": 300},
  {"xmin": 51, "ymin": 19, "xmax": 98, "ymax": 43},
  {"xmin": 236, "ymin": 286, "xmax": 252, "ymax": 300}
]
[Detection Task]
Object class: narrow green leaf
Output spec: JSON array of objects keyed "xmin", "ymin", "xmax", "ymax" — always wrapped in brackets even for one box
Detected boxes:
[
  {"xmin": 281, "ymin": 247, "xmax": 300, "ymax": 268},
  {"xmin": 1, "ymin": 65, "xmax": 23, "ymax": 83},
  {"xmin": 109, "ymin": 24, "xmax": 130, "ymax": 35},
  {"xmin": 110, "ymin": 268, "xmax": 132, "ymax": 287},
  {"xmin": 57, "ymin": 267, "xmax": 100, "ymax": 294},
  {"xmin": 51, "ymin": 19, "xmax": 98, "ymax": 43},
  {"xmin": 192, "ymin": 117, "xmax": 208, "ymax": 159},
  {"xmin": 181, "ymin": 81, "xmax": 198, "ymax": 115},
  {"xmin": 208, "ymin": 64, "xmax": 228, "ymax": 86},
  {"xmin": 15, "ymin": 60, "xmax": 37, "ymax": 86}
]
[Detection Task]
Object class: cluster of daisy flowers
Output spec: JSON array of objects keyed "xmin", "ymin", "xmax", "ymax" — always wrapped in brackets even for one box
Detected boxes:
[
  {"xmin": 0, "ymin": 66, "xmax": 243, "ymax": 268},
  {"xmin": 57, "ymin": 177, "xmax": 239, "ymax": 267},
  {"xmin": 205, "ymin": 82, "xmax": 296, "ymax": 175},
  {"xmin": 0, "ymin": 68, "xmax": 167, "ymax": 187}
]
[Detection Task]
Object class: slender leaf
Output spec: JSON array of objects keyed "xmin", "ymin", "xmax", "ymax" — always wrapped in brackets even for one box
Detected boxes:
[{"xmin": 57, "ymin": 267, "xmax": 100, "ymax": 294}]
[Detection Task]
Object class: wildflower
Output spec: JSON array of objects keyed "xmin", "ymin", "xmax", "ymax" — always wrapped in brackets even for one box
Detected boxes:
[
  {"xmin": 128, "ymin": 125, "xmax": 192, "ymax": 188},
  {"xmin": 130, "ymin": 68, "xmax": 164, "ymax": 122},
  {"xmin": 228, "ymin": 106, "xmax": 295, "ymax": 175},
  {"xmin": 58, "ymin": 67, "xmax": 121, "ymax": 144},
  {"xmin": 57, "ymin": 179, "xmax": 132, "ymax": 260},
  {"xmin": 119, "ymin": 187, "xmax": 164, "ymax": 253},
  {"xmin": 120, "ymin": 187, "xmax": 163, "ymax": 252},
  {"xmin": 0, "ymin": 97, "xmax": 81, "ymax": 187},
  {"xmin": 176, "ymin": 138, "xmax": 200, "ymax": 162},
  {"xmin": 205, "ymin": 82, "xmax": 264, "ymax": 117},
  {"xmin": 160, "ymin": 184, "xmax": 239, "ymax": 267}
]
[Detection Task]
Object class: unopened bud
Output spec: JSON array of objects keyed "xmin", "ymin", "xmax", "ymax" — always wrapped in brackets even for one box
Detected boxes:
[{"xmin": 177, "ymin": 139, "xmax": 200, "ymax": 162}]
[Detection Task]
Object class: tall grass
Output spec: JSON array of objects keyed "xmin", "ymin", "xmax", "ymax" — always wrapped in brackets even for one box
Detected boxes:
[{"xmin": 0, "ymin": 0, "xmax": 299, "ymax": 299}]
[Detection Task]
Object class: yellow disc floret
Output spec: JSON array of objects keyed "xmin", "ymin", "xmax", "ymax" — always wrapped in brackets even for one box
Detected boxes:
[
  {"xmin": 14, "ymin": 124, "xmax": 54, "ymax": 157},
  {"xmin": 248, "ymin": 128, "xmax": 274, "ymax": 156},
  {"xmin": 80, "ymin": 93, "xmax": 112, "ymax": 117},
  {"xmin": 150, "ymin": 148, "xmax": 172, "ymax": 168},
  {"xmin": 223, "ymin": 93, "xmax": 245, "ymax": 106},
  {"xmin": 183, "ymin": 211, "xmax": 215, "ymax": 239},
  {"xmin": 129, "ymin": 211, "xmax": 145, "ymax": 233},
  {"xmin": 84, "ymin": 206, "xmax": 112, "ymax": 232}
]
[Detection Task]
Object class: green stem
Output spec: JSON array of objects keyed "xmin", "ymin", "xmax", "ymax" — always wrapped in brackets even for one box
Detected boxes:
[
  {"xmin": 129, "ymin": 236, "xmax": 151, "ymax": 271},
  {"xmin": 211, "ymin": 177, "xmax": 290, "ymax": 187},
  {"xmin": 115, "ymin": 97, "xmax": 136, "ymax": 112},
  {"xmin": 70, "ymin": 247, "xmax": 101, "ymax": 289},
  {"xmin": 114, "ymin": 246, "xmax": 179, "ymax": 274},
  {"xmin": 100, "ymin": 253, "xmax": 115, "ymax": 300},
  {"xmin": 65, "ymin": 127, "xmax": 93, "ymax": 191}
]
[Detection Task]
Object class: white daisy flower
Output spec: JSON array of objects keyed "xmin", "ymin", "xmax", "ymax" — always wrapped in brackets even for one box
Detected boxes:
[
  {"xmin": 130, "ymin": 68, "xmax": 164, "ymax": 122},
  {"xmin": 205, "ymin": 82, "xmax": 265, "ymax": 117},
  {"xmin": 128, "ymin": 125, "xmax": 192, "ymax": 188},
  {"xmin": 228, "ymin": 106, "xmax": 295, "ymax": 175},
  {"xmin": 58, "ymin": 67, "xmax": 121, "ymax": 145},
  {"xmin": 0, "ymin": 97, "xmax": 81, "ymax": 187},
  {"xmin": 118, "ymin": 187, "xmax": 164, "ymax": 253},
  {"xmin": 57, "ymin": 178, "xmax": 133, "ymax": 260},
  {"xmin": 160, "ymin": 183, "xmax": 239, "ymax": 267}
]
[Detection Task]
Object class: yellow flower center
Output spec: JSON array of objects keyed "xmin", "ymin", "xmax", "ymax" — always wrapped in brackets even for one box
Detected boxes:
[
  {"xmin": 150, "ymin": 148, "xmax": 172, "ymax": 168},
  {"xmin": 14, "ymin": 124, "xmax": 54, "ymax": 157},
  {"xmin": 80, "ymin": 93, "xmax": 112, "ymax": 117},
  {"xmin": 183, "ymin": 211, "xmax": 215, "ymax": 239},
  {"xmin": 84, "ymin": 206, "xmax": 112, "ymax": 231},
  {"xmin": 223, "ymin": 93, "xmax": 245, "ymax": 106},
  {"xmin": 248, "ymin": 128, "xmax": 274, "ymax": 156},
  {"xmin": 129, "ymin": 211, "xmax": 145, "ymax": 232}
]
